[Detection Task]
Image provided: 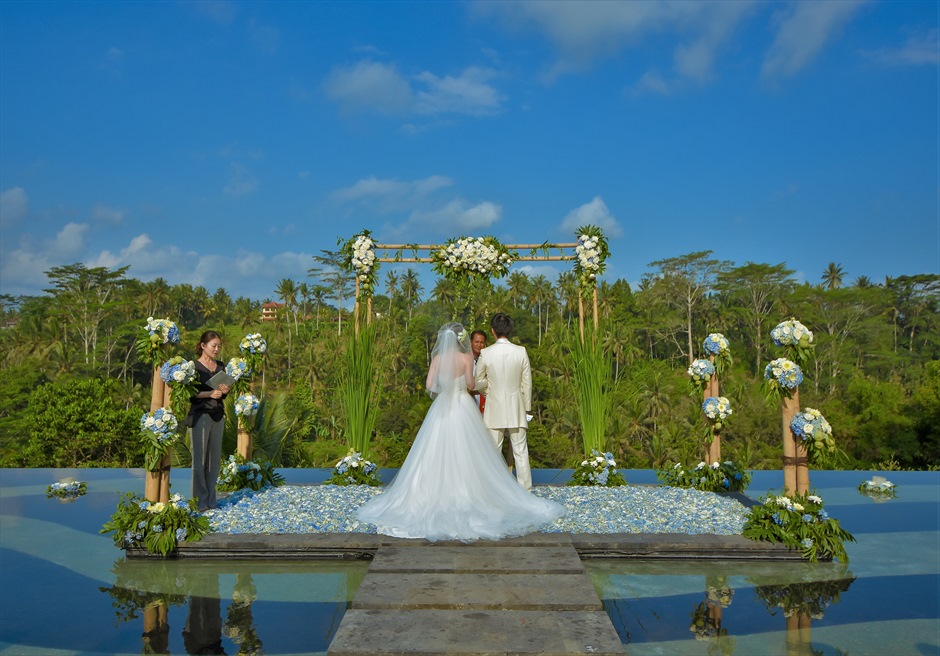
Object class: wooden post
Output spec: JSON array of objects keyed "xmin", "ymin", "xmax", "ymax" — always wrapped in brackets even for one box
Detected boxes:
[
  {"xmin": 592, "ymin": 286, "xmax": 598, "ymax": 329},
  {"xmin": 354, "ymin": 278, "xmax": 360, "ymax": 337},
  {"xmin": 785, "ymin": 614, "xmax": 801, "ymax": 656},
  {"xmin": 145, "ymin": 365, "xmax": 165, "ymax": 503},
  {"xmin": 796, "ymin": 439, "xmax": 810, "ymax": 495},
  {"xmin": 142, "ymin": 602, "xmax": 169, "ymax": 654},
  {"xmin": 578, "ymin": 294, "xmax": 585, "ymax": 343},
  {"xmin": 782, "ymin": 388, "xmax": 800, "ymax": 495},
  {"xmin": 705, "ymin": 355, "xmax": 721, "ymax": 464},
  {"xmin": 237, "ymin": 417, "xmax": 252, "ymax": 460},
  {"xmin": 367, "ymin": 297, "xmax": 372, "ymax": 326}
]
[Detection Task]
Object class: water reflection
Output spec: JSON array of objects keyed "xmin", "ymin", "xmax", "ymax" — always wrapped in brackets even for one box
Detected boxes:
[
  {"xmin": 587, "ymin": 560, "xmax": 857, "ymax": 654},
  {"xmin": 99, "ymin": 558, "xmax": 367, "ymax": 654}
]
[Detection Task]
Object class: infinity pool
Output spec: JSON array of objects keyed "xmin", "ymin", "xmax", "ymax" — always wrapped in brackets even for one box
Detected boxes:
[{"xmin": 1, "ymin": 468, "xmax": 937, "ymax": 655}]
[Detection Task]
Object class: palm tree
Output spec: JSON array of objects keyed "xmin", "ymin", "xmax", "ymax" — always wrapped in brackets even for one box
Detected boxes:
[
  {"xmin": 854, "ymin": 275, "xmax": 873, "ymax": 288},
  {"xmin": 234, "ymin": 297, "xmax": 260, "ymax": 330},
  {"xmin": 530, "ymin": 274, "xmax": 552, "ymax": 345},
  {"xmin": 506, "ymin": 272, "xmax": 529, "ymax": 308},
  {"xmin": 431, "ymin": 278, "xmax": 456, "ymax": 314},
  {"xmin": 822, "ymin": 262, "xmax": 846, "ymax": 290},
  {"xmin": 384, "ymin": 270, "xmax": 399, "ymax": 323},
  {"xmin": 275, "ymin": 278, "xmax": 299, "ymax": 336},
  {"xmin": 401, "ymin": 268, "xmax": 422, "ymax": 329}
]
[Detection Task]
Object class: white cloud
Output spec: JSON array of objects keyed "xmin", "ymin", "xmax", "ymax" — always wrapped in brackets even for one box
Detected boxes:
[
  {"xmin": 475, "ymin": 0, "xmax": 753, "ymax": 83},
  {"xmin": 762, "ymin": 1, "xmax": 869, "ymax": 80},
  {"xmin": 0, "ymin": 187, "xmax": 28, "ymax": 227},
  {"xmin": 387, "ymin": 199, "xmax": 502, "ymax": 239},
  {"xmin": 324, "ymin": 60, "xmax": 414, "ymax": 114},
  {"xmin": 190, "ymin": 0, "xmax": 237, "ymax": 24},
  {"xmin": 324, "ymin": 60, "xmax": 504, "ymax": 117},
  {"xmin": 223, "ymin": 164, "xmax": 259, "ymax": 197},
  {"xmin": 332, "ymin": 175, "xmax": 454, "ymax": 211},
  {"xmin": 861, "ymin": 28, "xmax": 940, "ymax": 67},
  {"xmin": 559, "ymin": 196, "xmax": 623, "ymax": 237},
  {"xmin": 249, "ymin": 20, "xmax": 280, "ymax": 54},
  {"xmin": 52, "ymin": 222, "xmax": 89, "ymax": 258},
  {"xmin": 633, "ymin": 70, "xmax": 672, "ymax": 95},
  {"xmin": 92, "ymin": 202, "xmax": 125, "ymax": 224}
]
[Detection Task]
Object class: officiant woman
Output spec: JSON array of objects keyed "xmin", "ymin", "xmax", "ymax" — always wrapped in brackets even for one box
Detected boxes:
[{"xmin": 185, "ymin": 330, "xmax": 229, "ymax": 511}]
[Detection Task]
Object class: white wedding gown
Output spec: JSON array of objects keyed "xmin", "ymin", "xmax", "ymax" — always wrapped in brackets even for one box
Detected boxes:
[{"xmin": 357, "ymin": 376, "xmax": 565, "ymax": 541}]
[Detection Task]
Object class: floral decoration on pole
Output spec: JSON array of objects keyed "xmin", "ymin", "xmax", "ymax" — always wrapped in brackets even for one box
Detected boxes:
[
  {"xmin": 340, "ymin": 231, "xmax": 378, "ymax": 298},
  {"xmin": 687, "ymin": 358, "xmax": 715, "ymax": 394},
  {"xmin": 789, "ymin": 408, "xmax": 836, "ymax": 464},
  {"xmin": 159, "ymin": 356, "xmax": 197, "ymax": 418},
  {"xmin": 702, "ymin": 333, "xmax": 732, "ymax": 376},
  {"xmin": 771, "ymin": 318, "xmax": 814, "ymax": 368},
  {"xmin": 234, "ymin": 393, "xmax": 260, "ymax": 417},
  {"xmin": 137, "ymin": 317, "xmax": 181, "ymax": 366},
  {"xmin": 431, "ymin": 235, "xmax": 515, "ymax": 319},
  {"xmin": 572, "ymin": 226, "xmax": 609, "ymax": 293},
  {"xmin": 702, "ymin": 396, "xmax": 732, "ymax": 442},
  {"xmin": 140, "ymin": 407, "xmax": 179, "ymax": 472},
  {"xmin": 762, "ymin": 357, "xmax": 803, "ymax": 402},
  {"xmin": 226, "ymin": 357, "xmax": 251, "ymax": 385}
]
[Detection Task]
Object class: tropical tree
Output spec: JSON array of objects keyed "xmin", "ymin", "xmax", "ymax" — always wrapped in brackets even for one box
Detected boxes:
[
  {"xmin": 309, "ymin": 250, "xmax": 352, "ymax": 335},
  {"xmin": 822, "ymin": 262, "xmax": 846, "ymax": 290}
]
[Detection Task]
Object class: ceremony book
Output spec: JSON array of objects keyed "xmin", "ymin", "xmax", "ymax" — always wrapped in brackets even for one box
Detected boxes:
[{"xmin": 207, "ymin": 370, "xmax": 236, "ymax": 390}]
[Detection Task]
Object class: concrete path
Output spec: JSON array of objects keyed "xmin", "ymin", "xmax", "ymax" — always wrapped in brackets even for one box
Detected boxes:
[{"xmin": 327, "ymin": 534, "xmax": 625, "ymax": 656}]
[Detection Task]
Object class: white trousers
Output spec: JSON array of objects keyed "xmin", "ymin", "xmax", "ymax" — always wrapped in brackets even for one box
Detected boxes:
[{"xmin": 489, "ymin": 427, "xmax": 532, "ymax": 490}]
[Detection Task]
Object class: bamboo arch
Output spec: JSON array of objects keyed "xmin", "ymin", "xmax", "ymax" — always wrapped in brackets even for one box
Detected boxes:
[{"xmin": 351, "ymin": 242, "xmax": 599, "ymax": 341}]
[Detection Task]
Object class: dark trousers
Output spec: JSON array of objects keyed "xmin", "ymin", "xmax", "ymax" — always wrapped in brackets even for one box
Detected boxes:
[{"xmin": 190, "ymin": 413, "xmax": 223, "ymax": 510}]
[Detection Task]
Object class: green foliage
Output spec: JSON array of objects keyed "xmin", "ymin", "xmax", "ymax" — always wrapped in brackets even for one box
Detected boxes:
[
  {"xmin": 742, "ymin": 491, "xmax": 855, "ymax": 563},
  {"xmin": 46, "ymin": 480, "xmax": 87, "ymax": 499},
  {"xmin": 657, "ymin": 460, "xmax": 751, "ymax": 493},
  {"xmin": 340, "ymin": 325, "xmax": 379, "ymax": 457},
  {"xmin": 14, "ymin": 376, "xmax": 142, "ymax": 467},
  {"xmin": 100, "ymin": 492, "xmax": 211, "ymax": 556},
  {"xmin": 324, "ymin": 449, "xmax": 382, "ymax": 486},
  {"xmin": 752, "ymin": 577, "xmax": 855, "ymax": 619},
  {"xmin": 567, "ymin": 328, "xmax": 613, "ymax": 454}
]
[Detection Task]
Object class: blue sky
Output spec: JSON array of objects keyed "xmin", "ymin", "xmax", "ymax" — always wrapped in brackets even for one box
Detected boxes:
[{"xmin": 1, "ymin": 0, "xmax": 938, "ymax": 301}]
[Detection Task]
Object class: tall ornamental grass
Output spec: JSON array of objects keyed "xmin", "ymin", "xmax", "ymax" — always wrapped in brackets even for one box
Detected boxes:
[
  {"xmin": 341, "ymin": 324, "xmax": 379, "ymax": 457},
  {"xmin": 568, "ymin": 327, "xmax": 612, "ymax": 455}
]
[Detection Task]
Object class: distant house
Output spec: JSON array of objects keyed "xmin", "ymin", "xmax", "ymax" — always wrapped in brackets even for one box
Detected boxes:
[{"xmin": 261, "ymin": 301, "xmax": 285, "ymax": 322}]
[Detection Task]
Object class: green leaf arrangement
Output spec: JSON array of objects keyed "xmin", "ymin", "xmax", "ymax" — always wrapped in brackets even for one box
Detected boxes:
[{"xmin": 100, "ymin": 492, "xmax": 211, "ymax": 556}]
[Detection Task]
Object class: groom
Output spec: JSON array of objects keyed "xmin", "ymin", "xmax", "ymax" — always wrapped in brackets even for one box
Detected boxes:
[{"xmin": 474, "ymin": 313, "xmax": 533, "ymax": 490}]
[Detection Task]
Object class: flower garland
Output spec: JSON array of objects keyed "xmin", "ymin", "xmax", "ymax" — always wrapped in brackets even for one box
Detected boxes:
[
  {"xmin": 566, "ymin": 449, "xmax": 627, "ymax": 487},
  {"xmin": 234, "ymin": 393, "xmax": 260, "ymax": 417},
  {"xmin": 657, "ymin": 460, "xmax": 751, "ymax": 493},
  {"xmin": 687, "ymin": 358, "xmax": 715, "ymax": 394},
  {"xmin": 47, "ymin": 480, "xmax": 87, "ymax": 500},
  {"xmin": 572, "ymin": 225, "xmax": 609, "ymax": 294},
  {"xmin": 790, "ymin": 408, "xmax": 836, "ymax": 463},
  {"xmin": 742, "ymin": 491, "xmax": 855, "ymax": 562},
  {"xmin": 325, "ymin": 450, "xmax": 382, "ymax": 486},
  {"xmin": 702, "ymin": 333, "xmax": 732, "ymax": 376},
  {"xmin": 340, "ymin": 231, "xmax": 378, "ymax": 298},
  {"xmin": 136, "ymin": 317, "xmax": 181, "ymax": 366},
  {"xmin": 771, "ymin": 317, "xmax": 814, "ymax": 367},
  {"xmin": 140, "ymin": 407, "xmax": 179, "ymax": 471},
  {"xmin": 217, "ymin": 454, "xmax": 285, "ymax": 492},
  {"xmin": 431, "ymin": 236, "xmax": 515, "ymax": 281},
  {"xmin": 100, "ymin": 492, "xmax": 211, "ymax": 556},
  {"xmin": 763, "ymin": 357, "xmax": 803, "ymax": 402}
]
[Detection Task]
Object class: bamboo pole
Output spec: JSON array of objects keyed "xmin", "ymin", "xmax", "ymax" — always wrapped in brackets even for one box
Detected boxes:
[
  {"xmin": 353, "ymin": 278, "xmax": 360, "ymax": 338},
  {"xmin": 578, "ymin": 295, "xmax": 585, "ymax": 343},
  {"xmin": 592, "ymin": 286, "xmax": 598, "ymax": 329},
  {"xmin": 796, "ymin": 437, "xmax": 810, "ymax": 495},
  {"xmin": 706, "ymin": 355, "xmax": 721, "ymax": 464},
  {"xmin": 145, "ymin": 365, "xmax": 165, "ymax": 502},
  {"xmin": 237, "ymin": 418, "xmax": 252, "ymax": 460},
  {"xmin": 782, "ymin": 388, "xmax": 800, "ymax": 495},
  {"xmin": 158, "ymin": 383, "xmax": 172, "ymax": 503},
  {"xmin": 374, "ymin": 243, "xmax": 579, "ymax": 250}
]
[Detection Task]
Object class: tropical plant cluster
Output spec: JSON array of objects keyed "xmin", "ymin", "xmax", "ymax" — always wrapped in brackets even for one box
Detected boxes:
[
  {"xmin": 0, "ymin": 256, "xmax": 936, "ymax": 473},
  {"xmin": 325, "ymin": 450, "xmax": 381, "ymax": 486},
  {"xmin": 46, "ymin": 480, "xmax": 87, "ymax": 499},
  {"xmin": 566, "ymin": 449, "xmax": 626, "ymax": 486},
  {"xmin": 742, "ymin": 492, "xmax": 855, "ymax": 562},
  {"xmin": 657, "ymin": 460, "xmax": 751, "ymax": 493},
  {"xmin": 216, "ymin": 454, "xmax": 285, "ymax": 492},
  {"xmin": 100, "ymin": 492, "xmax": 211, "ymax": 556}
]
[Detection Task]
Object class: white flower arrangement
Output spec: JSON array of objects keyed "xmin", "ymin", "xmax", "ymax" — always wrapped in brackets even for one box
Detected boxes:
[
  {"xmin": 239, "ymin": 333, "xmax": 267, "ymax": 355},
  {"xmin": 571, "ymin": 225, "xmax": 610, "ymax": 292},
  {"xmin": 159, "ymin": 356, "xmax": 196, "ymax": 386},
  {"xmin": 340, "ymin": 230, "xmax": 380, "ymax": 297},
  {"xmin": 567, "ymin": 449, "xmax": 626, "ymax": 486},
  {"xmin": 47, "ymin": 480, "xmax": 87, "ymax": 499},
  {"xmin": 325, "ymin": 450, "xmax": 381, "ymax": 486},
  {"xmin": 431, "ymin": 236, "xmax": 514, "ymax": 280},
  {"xmin": 145, "ymin": 317, "xmax": 180, "ymax": 346},
  {"xmin": 771, "ymin": 319, "xmax": 814, "ymax": 348},
  {"xmin": 226, "ymin": 357, "xmax": 250, "ymax": 381},
  {"xmin": 859, "ymin": 476, "xmax": 896, "ymax": 498},
  {"xmin": 234, "ymin": 393, "xmax": 260, "ymax": 417}
]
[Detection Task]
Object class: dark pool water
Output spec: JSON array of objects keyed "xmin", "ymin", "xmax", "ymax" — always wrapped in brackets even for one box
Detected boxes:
[{"xmin": 0, "ymin": 468, "xmax": 937, "ymax": 655}]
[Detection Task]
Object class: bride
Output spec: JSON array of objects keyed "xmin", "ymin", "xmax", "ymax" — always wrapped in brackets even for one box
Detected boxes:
[{"xmin": 357, "ymin": 322, "xmax": 564, "ymax": 541}]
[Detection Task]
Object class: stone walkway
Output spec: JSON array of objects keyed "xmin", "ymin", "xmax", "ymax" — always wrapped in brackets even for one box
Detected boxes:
[{"xmin": 327, "ymin": 534, "xmax": 625, "ymax": 656}]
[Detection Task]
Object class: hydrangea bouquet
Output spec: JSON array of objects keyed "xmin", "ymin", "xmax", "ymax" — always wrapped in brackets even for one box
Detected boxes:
[
  {"xmin": 657, "ymin": 460, "xmax": 751, "ymax": 493},
  {"xmin": 46, "ymin": 480, "xmax": 87, "ymax": 500},
  {"xmin": 771, "ymin": 318, "xmax": 814, "ymax": 367},
  {"xmin": 702, "ymin": 396, "xmax": 733, "ymax": 436},
  {"xmin": 325, "ymin": 450, "xmax": 382, "ymax": 486},
  {"xmin": 239, "ymin": 333, "xmax": 267, "ymax": 356},
  {"xmin": 100, "ymin": 492, "xmax": 211, "ymax": 556},
  {"xmin": 226, "ymin": 357, "xmax": 251, "ymax": 384},
  {"xmin": 790, "ymin": 408, "xmax": 836, "ymax": 464},
  {"xmin": 234, "ymin": 393, "xmax": 260, "ymax": 417},
  {"xmin": 136, "ymin": 317, "xmax": 181, "ymax": 366},
  {"xmin": 687, "ymin": 358, "xmax": 715, "ymax": 394},
  {"xmin": 702, "ymin": 333, "xmax": 732, "ymax": 376},
  {"xmin": 217, "ymin": 453, "xmax": 285, "ymax": 492},
  {"xmin": 159, "ymin": 356, "xmax": 198, "ymax": 416},
  {"xmin": 742, "ymin": 491, "xmax": 855, "ymax": 562},
  {"xmin": 340, "ymin": 231, "xmax": 378, "ymax": 297},
  {"xmin": 763, "ymin": 358, "xmax": 803, "ymax": 402},
  {"xmin": 566, "ymin": 449, "xmax": 627, "ymax": 487},
  {"xmin": 140, "ymin": 407, "xmax": 179, "ymax": 471}
]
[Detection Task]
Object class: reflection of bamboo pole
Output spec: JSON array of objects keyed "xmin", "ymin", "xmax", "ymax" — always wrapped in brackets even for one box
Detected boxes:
[
  {"xmin": 785, "ymin": 614, "xmax": 800, "ymax": 656},
  {"xmin": 798, "ymin": 612, "xmax": 811, "ymax": 645},
  {"xmin": 142, "ymin": 602, "xmax": 169, "ymax": 654},
  {"xmin": 145, "ymin": 365, "xmax": 165, "ymax": 502},
  {"xmin": 782, "ymin": 388, "xmax": 800, "ymax": 495}
]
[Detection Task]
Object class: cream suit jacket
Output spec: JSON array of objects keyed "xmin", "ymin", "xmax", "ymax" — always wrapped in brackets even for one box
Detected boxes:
[{"xmin": 474, "ymin": 339, "xmax": 531, "ymax": 429}]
